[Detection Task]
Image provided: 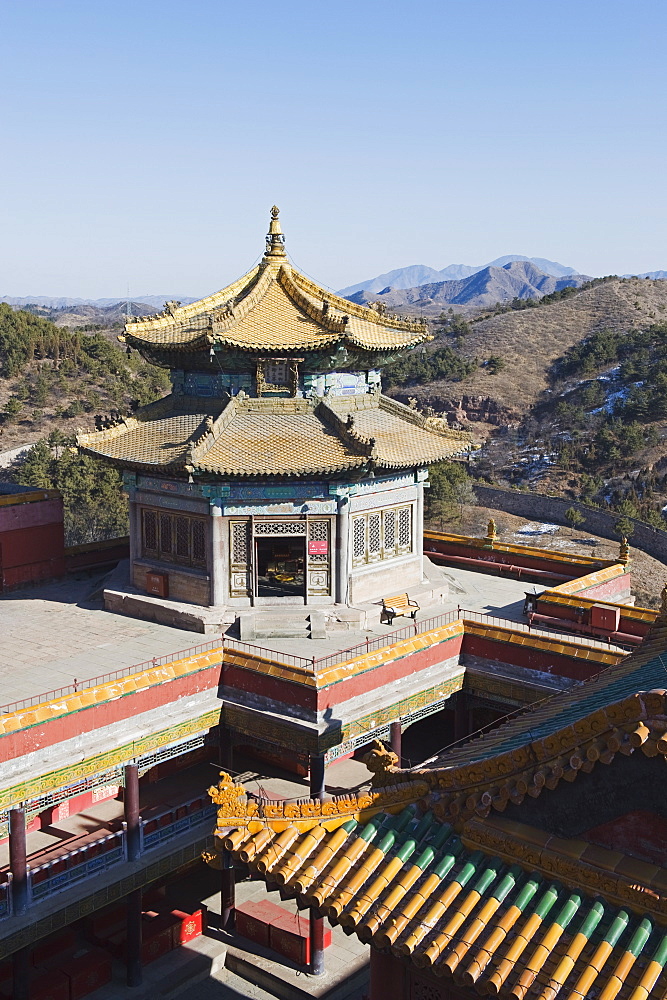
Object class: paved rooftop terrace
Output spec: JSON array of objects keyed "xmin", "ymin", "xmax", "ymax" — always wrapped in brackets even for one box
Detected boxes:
[{"xmin": 0, "ymin": 562, "xmax": 576, "ymax": 708}]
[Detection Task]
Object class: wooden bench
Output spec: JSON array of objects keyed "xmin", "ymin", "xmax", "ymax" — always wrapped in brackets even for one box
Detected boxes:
[{"xmin": 382, "ymin": 593, "xmax": 420, "ymax": 625}]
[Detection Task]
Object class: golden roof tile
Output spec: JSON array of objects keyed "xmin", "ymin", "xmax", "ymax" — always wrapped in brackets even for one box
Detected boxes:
[
  {"xmin": 78, "ymin": 392, "xmax": 470, "ymax": 475},
  {"xmin": 121, "ymin": 210, "xmax": 430, "ymax": 355},
  {"xmin": 206, "ymin": 774, "xmax": 667, "ymax": 998}
]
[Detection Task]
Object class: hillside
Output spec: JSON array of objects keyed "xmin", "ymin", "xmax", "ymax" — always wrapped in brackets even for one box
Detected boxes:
[
  {"xmin": 390, "ymin": 277, "xmax": 667, "ymax": 421},
  {"xmin": 0, "ymin": 305, "xmax": 169, "ymax": 456},
  {"xmin": 346, "ymin": 261, "xmax": 590, "ymax": 314},
  {"xmin": 19, "ymin": 301, "xmax": 156, "ymax": 330}
]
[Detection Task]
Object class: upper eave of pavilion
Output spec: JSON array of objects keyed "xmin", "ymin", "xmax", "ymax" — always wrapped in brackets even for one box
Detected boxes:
[{"xmin": 120, "ymin": 208, "xmax": 431, "ymax": 356}]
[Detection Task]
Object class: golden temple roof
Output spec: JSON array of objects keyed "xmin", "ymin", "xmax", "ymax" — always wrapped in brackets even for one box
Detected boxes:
[
  {"xmin": 120, "ymin": 208, "xmax": 430, "ymax": 356},
  {"xmin": 77, "ymin": 392, "xmax": 470, "ymax": 476}
]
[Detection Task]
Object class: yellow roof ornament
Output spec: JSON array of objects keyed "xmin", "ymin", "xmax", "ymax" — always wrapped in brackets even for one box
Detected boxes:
[{"xmin": 264, "ymin": 204, "xmax": 286, "ymax": 259}]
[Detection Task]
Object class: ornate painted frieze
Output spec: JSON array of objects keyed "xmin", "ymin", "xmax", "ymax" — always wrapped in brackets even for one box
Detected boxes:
[
  {"xmin": 0, "ymin": 708, "xmax": 221, "ymax": 810},
  {"xmin": 135, "ymin": 492, "xmax": 209, "ymax": 514},
  {"xmin": 350, "ymin": 485, "xmax": 417, "ymax": 513},
  {"xmin": 220, "ymin": 500, "xmax": 336, "ymax": 516}
]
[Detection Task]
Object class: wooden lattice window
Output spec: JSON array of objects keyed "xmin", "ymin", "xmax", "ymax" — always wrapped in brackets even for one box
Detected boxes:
[
  {"xmin": 383, "ymin": 508, "xmax": 396, "ymax": 555},
  {"xmin": 229, "ymin": 519, "xmax": 250, "ymax": 597},
  {"xmin": 351, "ymin": 504, "xmax": 413, "ymax": 565},
  {"xmin": 352, "ymin": 517, "xmax": 367, "ymax": 566},
  {"xmin": 143, "ymin": 509, "xmax": 157, "ymax": 551},
  {"xmin": 141, "ymin": 508, "xmax": 207, "ymax": 569}
]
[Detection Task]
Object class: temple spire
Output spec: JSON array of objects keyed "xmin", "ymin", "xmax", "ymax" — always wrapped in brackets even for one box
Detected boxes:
[{"xmin": 264, "ymin": 205, "xmax": 287, "ymax": 259}]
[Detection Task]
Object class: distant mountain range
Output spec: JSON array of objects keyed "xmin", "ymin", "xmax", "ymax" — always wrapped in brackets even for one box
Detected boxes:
[
  {"xmin": 2, "ymin": 260, "xmax": 665, "ymax": 314},
  {"xmin": 344, "ymin": 260, "xmax": 593, "ymax": 313},
  {"xmin": 0, "ymin": 295, "xmax": 199, "ymax": 309},
  {"xmin": 337, "ymin": 255, "xmax": 582, "ymax": 297}
]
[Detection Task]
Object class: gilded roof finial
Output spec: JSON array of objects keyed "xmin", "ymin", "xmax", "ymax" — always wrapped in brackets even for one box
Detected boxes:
[{"xmin": 264, "ymin": 205, "xmax": 286, "ymax": 259}]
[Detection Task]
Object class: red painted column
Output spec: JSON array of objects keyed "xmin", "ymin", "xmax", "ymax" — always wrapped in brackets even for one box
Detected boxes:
[
  {"xmin": 309, "ymin": 754, "xmax": 326, "ymax": 801},
  {"xmin": 220, "ymin": 848, "xmax": 235, "ymax": 930},
  {"xmin": 454, "ymin": 692, "xmax": 468, "ymax": 742},
  {"xmin": 124, "ymin": 764, "xmax": 141, "ymax": 861},
  {"xmin": 390, "ymin": 720, "xmax": 402, "ymax": 767},
  {"xmin": 309, "ymin": 909, "xmax": 325, "ymax": 976},
  {"xmin": 126, "ymin": 888, "xmax": 143, "ymax": 987},
  {"xmin": 9, "ymin": 807, "xmax": 28, "ymax": 915}
]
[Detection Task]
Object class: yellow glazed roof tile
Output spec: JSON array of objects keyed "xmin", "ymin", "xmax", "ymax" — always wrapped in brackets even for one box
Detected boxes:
[{"xmin": 79, "ymin": 392, "xmax": 470, "ymax": 475}]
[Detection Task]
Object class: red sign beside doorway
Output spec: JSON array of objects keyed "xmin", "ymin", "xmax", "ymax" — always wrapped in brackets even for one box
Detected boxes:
[{"xmin": 308, "ymin": 540, "xmax": 328, "ymax": 555}]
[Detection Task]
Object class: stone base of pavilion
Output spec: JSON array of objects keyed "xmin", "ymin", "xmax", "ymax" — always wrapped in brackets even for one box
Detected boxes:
[{"xmin": 102, "ymin": 558, "xmax": 451, "ymax": 636}]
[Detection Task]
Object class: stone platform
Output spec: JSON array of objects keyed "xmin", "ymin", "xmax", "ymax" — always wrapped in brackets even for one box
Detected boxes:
[{"xmin": 103, "ymin": 557, "xmax": 451, "ymax": 636}]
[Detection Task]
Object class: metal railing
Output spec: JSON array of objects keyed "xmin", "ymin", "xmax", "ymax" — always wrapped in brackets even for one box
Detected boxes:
[
  {"xmin": 30, "ymin": 831, "xmax": 124, "ymax": 900},
  {"xmin": 221, "ymin": 606, "xmax": 626, "ymax": 673},
  {"xmin": 0, "ymin": 639, "xmax": 222, "ymax": 716},
  {"xmin": 0, "ymin": 794, "xmax": 217, "ymax": 917},
  {"xmin": 1, "ymin": 606, "xmax": 628, "ymax": 719}
]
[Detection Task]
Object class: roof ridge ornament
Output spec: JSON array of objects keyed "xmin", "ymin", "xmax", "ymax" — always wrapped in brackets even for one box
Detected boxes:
[{"xmin": 264, "ymin": 205, "xmax": 287, "ymax": 259}]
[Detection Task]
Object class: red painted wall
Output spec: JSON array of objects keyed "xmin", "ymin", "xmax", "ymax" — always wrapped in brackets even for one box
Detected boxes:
[
  {"xmin": 0, "ymin": 662, "xmax": 223, "ymax": 762},
  {"xmin": 583, "ymin": 810, "xmax": 667, "ymax": 866},
  {"xmin": 0, "ymin": 521, "xmax": 66, "ymax": 589},
  {"xmin": 317, "ymin": 636, "xmax": 463, "ymax": 711},
  {"xmin": 222, "ymin": 664, "xmax": 317, "ymax": 712},
  {"xmin": 578, "ymin": 575, "xmax": 632, "ymax": 600},
  {"xmin": 535, "ymin": 593, "xmax": 649, "ymax": 638},
  {"xmin": 464, "ymin": 634, "xmax": 604, "ymax": 681}
]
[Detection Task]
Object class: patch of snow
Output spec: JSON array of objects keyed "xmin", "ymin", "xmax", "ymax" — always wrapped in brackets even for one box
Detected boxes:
[
  {"xmin": 516, "ymin": 522, "xmax": 561, "ymax": 535},
  {"xmin": 597, "ymin": 365, "xmax": 621, "ymax": 382},
  {"xmin": 590, "ymin": 383, "xmax": 640, "ymax": 415}
]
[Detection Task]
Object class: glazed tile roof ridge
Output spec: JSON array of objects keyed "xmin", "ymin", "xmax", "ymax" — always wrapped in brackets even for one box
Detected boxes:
[
  {"xmin": 539, "ymin": 590, "xmax": 657, "ymax": 622},
  {"xmin": 77, "ymin": 391, "xmax": 471, "ymax": 476},
  {"xmin": 425, "ymin": 528, "xmax": 623, "ymax": 569},
  {"xmin": 207, "ymin": 773, "xmax": 667, "ymax": 998},
  {"xmin": 0, "ymin": 647, "xmax": 223, "ymax": 742},
  {"xmin": 420, "ymin": 613, "xmax": 667, "ymax": 780}
]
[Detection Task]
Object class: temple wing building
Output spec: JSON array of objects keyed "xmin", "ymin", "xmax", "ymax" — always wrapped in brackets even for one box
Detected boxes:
[
  {"xmin": 78, "ymin": 208, "xmax": 470, "ymax": 618},
  {"xmin": 207, "ymin": 595, "xmax": 667, "ymax": 1000}
]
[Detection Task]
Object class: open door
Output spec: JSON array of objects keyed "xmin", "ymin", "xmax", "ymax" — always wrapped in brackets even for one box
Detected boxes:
[{"xmin": 254, "ymin": 536, "xmax": 306, "ymax": 599}]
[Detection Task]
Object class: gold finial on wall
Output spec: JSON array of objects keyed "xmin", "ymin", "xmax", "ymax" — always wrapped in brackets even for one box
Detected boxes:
[
  {"xmin": 484, "ymin": 518, "xmax": 497, "ymax": 548},
  {"xmin": 659, "ymin": 582, "xmax": 667, "ymax": 622},
  {"xmin": 619, "ymin": 536, "xmax": 630, "ymax": 565}
]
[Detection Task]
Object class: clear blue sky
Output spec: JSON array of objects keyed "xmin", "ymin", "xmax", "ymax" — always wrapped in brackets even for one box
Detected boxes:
[{"xmin": 1, "ymin": 0, "xmax": 665, "ymax": 298}]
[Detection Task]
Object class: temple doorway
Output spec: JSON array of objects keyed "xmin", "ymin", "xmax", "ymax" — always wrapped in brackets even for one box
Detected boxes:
[{"xmin": 254, "ymin": 536, "xmax": 306, "ymax": 599}]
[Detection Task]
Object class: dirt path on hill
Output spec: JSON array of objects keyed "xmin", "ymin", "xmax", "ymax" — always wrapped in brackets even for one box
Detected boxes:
[{"xmin": 426, "ymin": 505, "xmax": 667, "ymax": 610}]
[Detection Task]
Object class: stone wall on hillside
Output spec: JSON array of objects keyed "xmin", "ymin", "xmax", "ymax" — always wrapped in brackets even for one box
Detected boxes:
[{"xmin": 475, "ymin": 484, "xmax": 667, "ymax": 566}]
